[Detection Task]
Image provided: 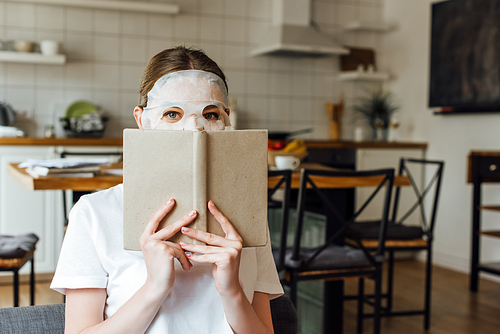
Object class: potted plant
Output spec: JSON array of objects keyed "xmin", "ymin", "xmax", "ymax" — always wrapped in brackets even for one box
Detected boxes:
[{"xmin": 353, "ymin": 89, "xmax": 399, "ymax": 141}]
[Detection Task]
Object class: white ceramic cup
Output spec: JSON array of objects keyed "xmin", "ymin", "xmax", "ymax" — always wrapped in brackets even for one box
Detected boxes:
[
  {"xmin": 40, "ymin": 40, "xmax": 60, "ymax": 56},
  {"xmin": 275, "ymin": 156, "xmax": 301, "ymax": 170}
]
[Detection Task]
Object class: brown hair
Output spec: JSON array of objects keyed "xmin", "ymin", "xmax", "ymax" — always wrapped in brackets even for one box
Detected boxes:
[{"xmin": 138, "ymin": 45, "xmax": 228, "ymax": 108}]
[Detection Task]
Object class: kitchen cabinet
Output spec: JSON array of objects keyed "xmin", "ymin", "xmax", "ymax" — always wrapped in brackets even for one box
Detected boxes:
[
  {"xmin": 0, "ymin": 139, "xmax": 122, "ymax": 278},
  {"xmin": 467, "ymin": 151, "xmax": 500, "ymax": 292}
]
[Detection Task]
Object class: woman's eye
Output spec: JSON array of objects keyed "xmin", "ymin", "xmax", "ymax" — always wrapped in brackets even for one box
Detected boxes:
[
  {"xmin": 204, "ymin": 112, "xmax": 220, "ymax": 121},
  {"xmin": 163, "ymin": 111, "xmax": 180, "ymax": 119}
]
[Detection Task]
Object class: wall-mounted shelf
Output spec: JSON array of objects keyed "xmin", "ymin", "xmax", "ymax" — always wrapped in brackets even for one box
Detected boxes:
[
  {"xmin": 0, "ymin": 51, "xmax": 66, "ymax": 65},
  {"xmin": 343, "ymin": 21, "xmax": 397, "ymax": 33},
  {"xmin": 339, "ymin": 71, "xmax": 390, "ymax": 81},
  {"xmin": 1, "ymin": 0, "xmax": 180, "ymax": 14}
]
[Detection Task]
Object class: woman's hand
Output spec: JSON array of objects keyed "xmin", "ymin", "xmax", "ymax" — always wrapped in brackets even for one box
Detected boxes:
[
  {"xmin": 140, "ymin": 198, "xmax": 196, "ymax": 297},
  {"xmin": 179, "ymin": 200, "xmax": 243, "ymax": 297}
]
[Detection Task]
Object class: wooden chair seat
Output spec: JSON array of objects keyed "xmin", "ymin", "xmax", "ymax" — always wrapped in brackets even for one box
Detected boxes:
[
  {"xmin": 0, "ymin": 248, "xmax": 35, "ymax": 269},
  {"xmin": 345, "ymin": 237, "xmax": 428, "ymax": 249},
  {"xmin": 0, "ymin": 233, "xmax": 39, "ymax": 307}
]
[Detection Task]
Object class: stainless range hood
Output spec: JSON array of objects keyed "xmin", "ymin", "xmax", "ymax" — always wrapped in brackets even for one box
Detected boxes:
[{"xmin": 251, "ymin": 0, "xmax": 349, "ymax": 57}]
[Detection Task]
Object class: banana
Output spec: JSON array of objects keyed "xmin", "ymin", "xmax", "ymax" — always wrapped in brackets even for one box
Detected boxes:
[{"xmin": 283, "ymin": 139, "xmax": 306, "ymax": 153}]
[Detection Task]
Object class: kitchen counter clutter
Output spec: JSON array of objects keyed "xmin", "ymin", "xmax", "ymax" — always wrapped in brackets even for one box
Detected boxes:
[{"xmin": 0, "ymin": 137, "xmax": 426, "ymax": 148}]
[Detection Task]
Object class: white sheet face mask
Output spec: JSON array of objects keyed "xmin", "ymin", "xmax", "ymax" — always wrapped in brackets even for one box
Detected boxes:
[{"xmin": 141, "ymin": 70, "xmax": 230, "ymax": 131}]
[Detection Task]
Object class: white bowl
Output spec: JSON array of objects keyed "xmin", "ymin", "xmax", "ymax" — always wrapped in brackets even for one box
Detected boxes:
[{"xmin": 14, "ymin": 40, "xmax": 34, "ymax": 52}]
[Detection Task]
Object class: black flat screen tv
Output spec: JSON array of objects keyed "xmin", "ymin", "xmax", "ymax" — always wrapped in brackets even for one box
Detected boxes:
[{"xmin": 429, "ymin": 0, "xmax": 500, "ymax": 113}]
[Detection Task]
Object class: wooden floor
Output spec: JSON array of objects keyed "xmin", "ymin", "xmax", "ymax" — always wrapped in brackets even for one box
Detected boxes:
[
  {"xmin": 1, "ymin": 260, "xmax": 500, "ymax": 333},
  {"xmin": 343, "ymin": 260, "xmax": 500, "ymax": 333}
]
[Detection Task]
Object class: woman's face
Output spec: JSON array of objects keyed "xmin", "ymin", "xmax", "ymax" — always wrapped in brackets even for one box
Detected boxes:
[{"xmin": 136, "ymin": 71, "xmax": 230, "ymax": 131}]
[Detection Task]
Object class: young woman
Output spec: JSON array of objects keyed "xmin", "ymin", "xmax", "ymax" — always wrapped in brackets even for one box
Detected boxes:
[{"xmin": 51, "ymin": 46, "xmax": 283, "ymax": 334}]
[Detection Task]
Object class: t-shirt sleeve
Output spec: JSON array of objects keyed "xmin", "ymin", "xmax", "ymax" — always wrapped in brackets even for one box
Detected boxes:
[
  {"xmin": 255, "ymin": 230, "xmax": 284, "ymax": 300},
  {"xmin": 50, "ymin": 197, "xmax": 108, "ymax": 295}
]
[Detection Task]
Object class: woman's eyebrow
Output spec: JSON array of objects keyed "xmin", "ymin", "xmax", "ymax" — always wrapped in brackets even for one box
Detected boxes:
[{"xmin": 203, "ymin": 105, "xmax": 220, "ymax": 112}]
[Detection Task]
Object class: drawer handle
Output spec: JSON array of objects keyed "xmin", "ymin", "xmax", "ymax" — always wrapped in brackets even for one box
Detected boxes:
[{"xmin": 490, "ymin": 164, "xmax": 497, "ymax": 171}]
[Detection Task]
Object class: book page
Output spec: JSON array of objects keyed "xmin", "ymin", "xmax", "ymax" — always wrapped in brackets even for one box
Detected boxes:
[{"xmin": 206, "ymin": 130, "xmax": 268, "ymax": 247}]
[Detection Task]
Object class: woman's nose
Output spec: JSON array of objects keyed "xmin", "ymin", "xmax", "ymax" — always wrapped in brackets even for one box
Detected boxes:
[{"xmin": 184, "ymin": 115, "xmax": 204, "ymax": 131}]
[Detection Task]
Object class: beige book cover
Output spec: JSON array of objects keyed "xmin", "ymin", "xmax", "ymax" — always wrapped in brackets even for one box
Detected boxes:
[{"xmin": 123, "ymin": 129, "xmax": 268, "ymax": 251}]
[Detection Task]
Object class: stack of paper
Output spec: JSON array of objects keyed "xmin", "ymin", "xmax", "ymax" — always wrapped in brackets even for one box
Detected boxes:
[{"xmin": 18, "ymin": 158, "xmax": 110, "ymax": 178}]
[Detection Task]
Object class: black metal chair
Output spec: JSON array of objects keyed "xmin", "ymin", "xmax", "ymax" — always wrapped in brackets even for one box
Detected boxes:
[
  {"xmin": 346, "ymin": 158, "xmax": 444, "ymax": 332},
  {"xmin": 0, "ymin": 233, "xmax": 39, "ymax": 307},
  {"xmin": 280, "ymin": 168, "xmax": 394, "ymax": 334},
  {"xmin": 268, "ymin": 169, "xmax": 293, "ymax": 275}
]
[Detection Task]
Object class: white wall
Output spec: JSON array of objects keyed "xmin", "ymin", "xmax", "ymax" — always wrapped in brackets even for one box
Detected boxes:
[
  {"xmin": 381, "ymin": 0, "xmax": 500, "ymax": 279},
  {"xmin": 0, "ymin": 0, "xmax": 385, "ymax": 139}
]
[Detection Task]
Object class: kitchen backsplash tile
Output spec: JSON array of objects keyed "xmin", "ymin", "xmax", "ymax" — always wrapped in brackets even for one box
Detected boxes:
[
  {"xmin": 64, "ymin": 33, "xmax": 93, "ymax": 61},
  {"xmin": 121, "ymin": 12, "xmax": 147, "ymax": 37},
  {"xmin": 0, "ymin": 3, "xmax": 4, "ymax": 27},
  {"xmin": 0, "ymin": 0, "xmax": 384, "ymax": 139},
  {"xmin": 93, "ymin": 36, "xmax": 120, "ymax": 62},
  {"xmin": 65, "ymin": 63, "xmax": 93, "ymax": 89},
  {"xmin": 199, "ymin": 17, "xmax": 223, "ymax": 42},
  {"xmin": 36, "ymin": 5, "xmax": 64, "ymax": 31},
  {"xmin": 66, "ymin": 8, "xmax": 92, "ymax": 33},
  {"xmin": 147, "ymin": 14, "xmax": 174, "ymax": 38},
  {"xmin": 225, "ymin": 0, "xmax": 247, "ymax": 17},
  {"xmin": 223, "ymin": 18, "xmax": 246, "ymax": 44},
  {"xmin": 94, "ymin": 10, "xmax": 121, "ymax": 35},
  {"xmin": 6, "ymin": 63, "xmax": 35, "ymax": 86},
  {"xmin": 121, "ymin": 36, "xmax": 147, "ymax": 63},
  {"xmin": 35, "ymin": 89, "xmax": 64, "ymax": 116},
  {"xmin": 93, "ymin": 63, "xmax": 120, "ymax": 89},
  {"xmin": 5, "ymin": 27, "xmax": 35, "ymax": 41},
  {"xmin": 6, "ymin": 87, "xmax": 35, "ymax": 118},
  {"xmin": 36, "ymin": 65, "xmax": 64, "ymax": 88},
  {"xmin": 119, "ymin": 64, "xmax": 145, "ymax": 91},
  {"xmin": 173, "ymin": 15, "xmax": 199, "ymax": 40},
  {"xmin": 200, "ymin": 0, "xmax": 224, "ymax": 16},
  {"xmin": 6, "ymin": 3, "xmax": 35, "ymax": 29}
]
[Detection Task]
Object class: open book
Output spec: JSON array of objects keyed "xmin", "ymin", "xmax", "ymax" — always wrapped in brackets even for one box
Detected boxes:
[{"xmin": 123, "ymin": 129, "xmax": 269, "ymax": 251}]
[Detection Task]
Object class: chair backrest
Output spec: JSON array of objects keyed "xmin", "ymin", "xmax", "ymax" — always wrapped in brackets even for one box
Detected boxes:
[
  {"xmin": 268, "ymin": 169, "xmax": 293, "ymax": 272},
  {"xmin": 291, "ymin": 168, "xmax": 394, "ymax": 267},
  {"xmin": 391, "ymin": 158, "xmax": 444, "ymax": 236},
  {"xmin": 0, "ymin": 298, "xmax": 297, "ymax": 334}
]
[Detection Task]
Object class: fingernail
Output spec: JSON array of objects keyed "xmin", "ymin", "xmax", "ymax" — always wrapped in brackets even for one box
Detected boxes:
[
  {"xmin": 168, "ymin": 198, "xmax": 174, "ymax": 204},
  {"xmin": 186, "ymin": 253, "xmax": 192, "ymax": 257},
  {"xmin": 189, "ymin": 210, "xmax": 196, "ymax": 217},
  {"xmin": 182, "ymin": 227, "xmax": 190, "ymax": 233},
  {"xmin": 208, "ymin": 200, "xmax": 214, "ymax": 207},
  {"xmin": 179, "ymin": 242, "xmax": 186, "ymax": 246}
]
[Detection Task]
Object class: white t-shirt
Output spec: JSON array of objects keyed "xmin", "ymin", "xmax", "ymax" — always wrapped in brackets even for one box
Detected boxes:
[{"xmin": 51, "ymin": 184, "xmax": 283, "ymax": 333}]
